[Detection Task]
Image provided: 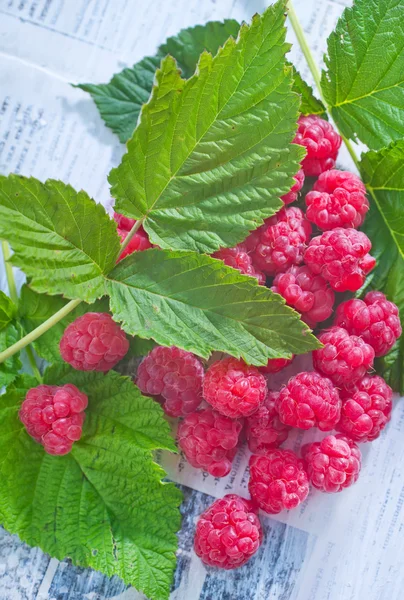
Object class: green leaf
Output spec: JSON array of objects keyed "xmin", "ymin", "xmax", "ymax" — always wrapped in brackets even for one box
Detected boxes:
[
  {"xmin": 109, "ymin": 2, "xmax": 304, "ymax": 253},
  {"xmin": 0, "ymin": 366, "xmax": 181, "ymax": 600},
  {"xmin": 76, "ymin": 20, "xmax": 240, "ymax": 144},
  {"xmin": 0, "ymin": 323, "xmax": 22, "ymax": 388},
  {"xmin": 322, "ymin": 0, "xmax": 404, "ymax": 149},
  {"xmin": 359, "ymin": 140, "xmax": 404, "ymax": 392},
  {"xmin": 0, "ymin": 291, "xmax": 16, "ymax": 330},
  {"xmin": 291, "ymin": 67, "xmax": 327, "ymax": 117},
  {"xmin": 0, "ymin": 175, "xmax": 121, "ymax": 302},
  {"xmin": 106, "ymin": 248, "xmax": 320, "ymax": 366}
]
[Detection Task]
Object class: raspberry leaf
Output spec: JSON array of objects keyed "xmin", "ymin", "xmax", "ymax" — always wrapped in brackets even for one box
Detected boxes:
[
  {"xmin": 109, "ymin": 1, "xmax": 305, "ymax": 253},
  {"xmin": 322, "ymin": 0, "xmax": 404, "ymax": 149},
  {"xmin": 0, "ymin": 323, "xmax": 22, "ymax": 387},
  {"xmin": 106, "ymin": 248, "xmax": 320, "ymax": 365},
  {"xmin": 0, "ymin": 176, "xmax": 121, "ymax": 302},
  {"xmin": 0, "ymin": 367, "xmax": 181, "ymax": 600},
  {"xmin": 0, "ymin": 291, "xmax": 16, "ymax": 331},
  {"xmin": 291, "ymin": 66, "xmax": 327, "ymax": 117}
]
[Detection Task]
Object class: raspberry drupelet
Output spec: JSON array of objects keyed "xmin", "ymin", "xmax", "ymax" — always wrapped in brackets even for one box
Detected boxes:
[
  {"xmin": 213, "ymin": 244, "xmax": 265, "ymax": 284},
  {"xmin": 177, "ymin": 408, "xmax": 243, "ymax": 477},
  {"xmin": 271, "ymin": 265, "xmax": 335, "ymax": 328},
  {"xmin": 245, "ymin": 391, "xmax": 290, "ymax": 455},
  {"xmin": 305, "ymin": 170, "xmax": 369, "ymax": 230},
  {"xmin": 275, "ymin": 371, "xmax": 341, "ymax": 430},
  {"xmin": 19, "ymin": 384, "xmax": 88, "ymax": 455},
  {"xmin": 194, "ymin": 494, "xmax": 262, "ymax": 569},
  {"xmin": 245, "ymin": 207, "xmax": 312, "ymax": 276},
  {"xmin": 281, "ymin": 168, "xmax": 305, "ymax": 205},
  {"xmin": 294, "ymin": 115, "xmax": 342, "ymax": 177},
  {"xmin": 203, "ymin": 358, "xmax": 267, "ymax": 419},
  {"xmin": 304, "ymin": 228, "xmax": 376, "ymax": 292},
  {"xmin": 258, "ymin": 356, "xmax": 294, "ymax": 374},
  {"xmin": 60, "ymin": 313, "xmax": 129, "ymax": 372},
  {"xmin": 337, "ymin": 375, "xmax": 393, "ymax": 442},
  {"xmin": 302, "ymin": 434, "xmax": 361, "ymax": 493},
  {"xmin": 334, "ymin": 291, "xmax": 402, "ymax": 357},
  {"xmin": 136, "ymin": 346, "xmax": 204, "ymax": 417},
  {"xmin": 113, "ymin": 211, "xmax": 152, "ymax": 260},
  {"xmin": 248, "ymin": 450, "xmax": 309, "ymax": 514}
]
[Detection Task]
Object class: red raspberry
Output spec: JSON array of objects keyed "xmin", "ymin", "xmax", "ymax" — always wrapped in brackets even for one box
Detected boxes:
[
  {"xmin": 271, "ymin": 265, "xmax": 335, "ymax": 328},
  {"xmin": 305, "ymin": 170, "xmax": 369, "ymax": 230},
  {"xmin": 302, "ymin": 434, "xmax": 361, "ymax": 493},
  {"xmin": 19, "ymin": 384, "xmax": 88, "ymax": 455},
  {"xmin": 304, "ymin": 228, "xmax": 376, "ymax": 292},
  {"xmin": 213, "ymin": 244, "xmax": 265, "ymax": 284},
  {"xmin": 245, "ymin": 207, "xmax": 312, "ymax": 276},
  {"xmin": 60, "ymin": 313, "xmax": 129, "ymax": 372},
  {"xmin": 276, "ymin": 371, "xmax": 341, "ymax": 430},
  {"xmin": 249, "ymin": 450, "xmax": 309, "ymax": 514},
  {"xmin": 313, "ymin": 326, "xmax": 375, "ymax": 386},
  {"xmin": 258, "ymin": 357, "xmax": 294, "ymax": 374},
  {"xmin": 178, "ymin": 408, "xmax": 243, "ymax": 477},
  {"xmin": 334, "ymin": 291, "xmax": 402, "ymax": 357},
  {"xmin": 337, "ymin": 375, "xmax": 393, "ymax": 442},
  {"xmin": 137, "ymin": 346, "xmax": 204, "ymax": 417},
  {"xmin": 246, "ymin": 391, "xmax": 290, "ymax": 454},
  {"xmin": 294, "ymin": 115, "xmax": 342, "ymax": 177},
  {"xmin": 203, "ymin": 358, "xmax": 267, "ymax": 418},
  {"xmin": 113, "ymin": 212, "xmax": 152, "ymax": 260},
  {"xmin": 194, "ymin": 494, "xmax": 262, "ymax": 569},
  {"xmin": 281, "ymin": 168, "xmax": 305, "ymax": 205}
]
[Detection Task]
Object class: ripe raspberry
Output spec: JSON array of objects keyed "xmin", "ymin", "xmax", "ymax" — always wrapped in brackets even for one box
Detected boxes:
[
  {"xmin": 213, "ymin": 244, "xmax": 265, "ymax": 284},
  {"xmin": 203, "ymin": 358, "xmax": 267, "ymax": 418},
  {"xmin": 281, "ymin": 168, "xmax": 305, "ymax": 205},
  {"xmin": 245, "ymin": 207, "xmax": 312, "ymax": 276},
  {"xmin": 178, "ymin": 408, "xmax": 243, "ymax": 477},
  {"xmin": 137, "ymin": 346, "xmax": 204, "ymax": 417},
  {"xmin": 113, "ymin": 212, "xmax": 152, "ymax": 260},
  {"xmin": 60, "ymin": 313, "xmax": 129, "ymax": 372},
  {"xmin": 313, "ymin": 327, "xmax": 375, "ymax": 386},
  {"xmin": 337, "ymin": 375, "xmax": 393, "ymax": 442},
  {"xmin": 302, "ymin": 434, "xmax": 361, "ymax": 493},
  {"xmin": 246, "ymin": 391, "xmax": 290, "ymax": 455},
  {"xmin": 276, "ymin": 371, "xmax": 341, "ymax": 430},
  {"xmin": 271, "ymin": 265, "xmax": 335, "ymax": 328},
  {"xmin": 194, "ymin": 494, "xmax": 262, "ymax": 569},
  {"xmin": 19, "ymin": 384, "xmax": 88, "ymax": 455},
  {"xmin": 258, "ymin": 356, "xmax": 294, "ymax": 374},
  {"xmin": 294, "ymin": 115, "xmax": 342, "ymax": 177},
  {"xmin": 334, "ymin": 291, "xmax": 402, "ymax": 357},
  {"xmin": 249, "ymin": 450, "xmax": 309, "ymax": 514},
  {"xmin": 305, "ymin": 170, "xmax": 369, "ymax": 230},
  {"xmin": 304, "ymin": 228, "xmax": 376, "ymax": 292}
]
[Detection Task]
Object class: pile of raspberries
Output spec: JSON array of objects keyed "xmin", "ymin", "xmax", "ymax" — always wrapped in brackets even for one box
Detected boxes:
[{"xmin": 19, "ymin": 115, "xmax": 401, "ymax": 572}]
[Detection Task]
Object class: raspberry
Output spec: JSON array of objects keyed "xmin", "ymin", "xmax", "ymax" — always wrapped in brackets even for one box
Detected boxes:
[
  {"xmin": 246, "ymin": 391, "xmax": 290, "ymax": 454},
  {"xmin": 203, "ymin": 358, "xmax": 267, "ymax": 418},
  {"xmin": 60, "ymin": 313, "xmax": 129, "ymax": 372},
  {"xmin": 334, "ymin": 291, "xmax": 402, "ymax": 357},
  {"xmin": 337, "ymin": 375, "xmax": 393, "ymax": 442},
  {"xmin": 213, "ymin": 244, "xmax": 265, "ymax": 284},
  {"xmin": 178, "ymin": 408, "xmax": 243, "ymax": 477},
  {"xmin": 271, "ymin": 265, "xmax": 335, "ymax": 328},
  {"xmin": 294, "ymin": 115, "xmax": 342, "ymax": 177},
  {"xmin": 194, "ymin": 494, "xmax": 262, "ymax": 569},
  {"xmin": 19, "ymin": 384, "xmax": 88, "ymax": 455},
  {"xmin": 281, "ymin": 168, "xmax": 305, "ymax": 205},
  {"xmin": 249, "ymin": 450, "xmax": 309, "ymax": 514},
  {"xmin": 304, "ymin": 228, "xmax": 376, "ymax": 292},
  {"xmin": 302, "ymin": 434, "xmax": 361, "ymax": 493},
  {"xmin": 245, "ymin": 207, "xmax": 312, "ymax": 276},
  {"xmin": 313, "ymin": 326, "xmax": 375, "ymax": 386},
  {"xmin": 137, "ymin": 346, "xmax": 204, "ymax": 417},
  {"xmin": 113, "ymin": 212, "xmax": 152, "ymax": 260},
  {"xmin": 305, "ymin": 170, "xmax": 369, "ymax": 230},
  {"xmin": 258, "ymin": 356, "xmax": 294, "ymax": 374},
  {"xmin": 276, "ymin": 371, "xmax": 341, "ymax": 430}
]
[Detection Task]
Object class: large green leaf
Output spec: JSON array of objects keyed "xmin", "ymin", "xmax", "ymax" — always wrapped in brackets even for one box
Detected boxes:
[
  {"xmin": 109, "ymin": 1, "xmax": 304, "ymax": 253},
  {"xmin": 0, "ymin": 367, "xmax": 181, "ymax": 600},
  {"xmin": 106, "ymin": 248, "xmax": 320, "ymax": 366},
  {"xmin": 0, "ymin": 291, "xmax": 16, "ymax": 331},
  {"xmin": 0, "ymin": 323, "xmax": 22, "ymax": 388},
  {"xmin": 0, "ymin": 176, "xmax": 120, "ymax": 302},
  {"xmin": 322, "ymin": 0, "xmax": 404, "ymax": 150},
  {"xmin": 360, "ymin": 140, "xmax": 404, "ymax": 392}
]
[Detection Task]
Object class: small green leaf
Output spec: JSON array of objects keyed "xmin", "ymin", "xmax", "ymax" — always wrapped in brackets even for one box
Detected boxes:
[
  {"xmin": 0, "ymin": 366, "xmax": 181, "ymax": 600},
  {"xmin": 109, "ymin": 2, "xmax": 304, "ymax": 253},
  {"xmin": 0, "ymin": 291, "xmax": 16, "ymax": 330},
  {"xmin": 0, "ymin": 323, "xmax": 22, "ymax": 388},
  {"xmin": 322, "ymin": 0, "xmax": 404, "ymax": 149},
  {"xmin": 291, "ymin": 66, "xmax": 327, "ymax": 117},
  {"xmin": 0, "ymin": 176, "xmax": 121, "ymax": 302},
  {"xmin": 106, "ymin": 248, "xmax": 320, "ymax": 366}
]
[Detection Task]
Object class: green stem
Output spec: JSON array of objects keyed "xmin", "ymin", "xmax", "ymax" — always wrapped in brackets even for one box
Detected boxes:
[
  {"xmin": 119, "ymin": 218, "xmax": 144, "ymax": 252},
  {"xmin": 25, "ymin": 344, "xmax": 43, "ymax": 383},
  {"xmin": 2, "ymin": 241, "xmax": 18, "ymax": 304}
]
